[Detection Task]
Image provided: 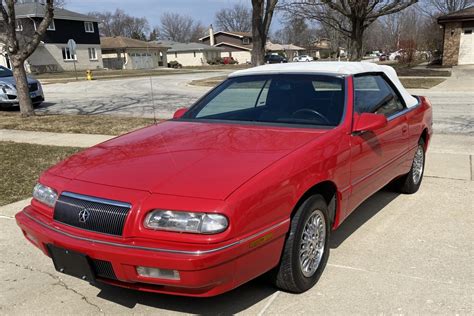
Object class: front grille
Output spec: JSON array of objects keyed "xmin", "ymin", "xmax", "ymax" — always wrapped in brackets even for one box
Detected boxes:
[
  {"xmin": 91, "ymin": 259, "xmax": 117, "ymax": 280},
  {"xmin": 53, "ymin": 192, "xmax": 131, "ymax": 236},
  {"xmin": 7, "ymin": 94, "xmax": 16, "ymax": 100},
  {"xmin": 28, "ymin": 83, "xmax": 38, "ymax": 92}
]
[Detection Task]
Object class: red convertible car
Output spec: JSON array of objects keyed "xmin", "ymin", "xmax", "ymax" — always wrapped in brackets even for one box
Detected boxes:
[{"xmin": 16, "ymin": 62, "xmax": 432, "ymax": 297}]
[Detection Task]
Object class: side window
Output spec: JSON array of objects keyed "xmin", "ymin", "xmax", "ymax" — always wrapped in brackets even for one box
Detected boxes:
[{"xmin": 354, "ymin": 75, "xmax": 405, "ymax": 117}]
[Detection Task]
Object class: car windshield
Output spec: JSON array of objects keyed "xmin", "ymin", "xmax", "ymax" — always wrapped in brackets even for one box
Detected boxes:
[
  {"xmin": 0, "ymin": 66, "xmax": 13, "ymax": 78},
  {"xmin": 183, "ymin": 74, "xmax": 345, "ymax": 127}
]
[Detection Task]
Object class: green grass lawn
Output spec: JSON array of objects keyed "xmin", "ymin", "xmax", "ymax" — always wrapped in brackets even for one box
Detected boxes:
[
  {"xmin": 0, "ymin": 112, "xmax": 155, "ymax": 135},
  {"xmin": 0, "ymin": 142, "xmax": 82, "ymax": 206}
]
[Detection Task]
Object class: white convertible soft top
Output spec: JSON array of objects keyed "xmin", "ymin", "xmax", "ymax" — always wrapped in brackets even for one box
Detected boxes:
[{"xmin": 229, "ymin": 61, "xmax": 419, "ymax": 108}]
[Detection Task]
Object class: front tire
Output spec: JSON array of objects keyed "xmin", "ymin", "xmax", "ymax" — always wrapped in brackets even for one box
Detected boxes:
[
  {"xmin": 396, "ymin": 138, "xmax": 426, "ymax": 194},
  {"xmin": 273, "ymin": 195, "xmax": 330, "ymax": 293}
]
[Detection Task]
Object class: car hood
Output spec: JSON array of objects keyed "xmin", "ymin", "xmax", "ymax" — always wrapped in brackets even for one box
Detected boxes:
[
  {"xmin": 48, "ymin": 121, "xmax": 325, "ymax": 200},
  {"xmin": 0, "ymin": 76, "xmax": 38, "ymax": 86}
]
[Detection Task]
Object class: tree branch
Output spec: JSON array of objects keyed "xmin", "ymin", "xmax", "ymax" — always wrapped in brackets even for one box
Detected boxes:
[{"xmin": 19, "ymin": 0, "xmax": 54, "ymax": 60}]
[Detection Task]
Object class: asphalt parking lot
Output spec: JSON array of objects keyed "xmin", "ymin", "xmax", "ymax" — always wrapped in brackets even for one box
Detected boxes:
[{"xmin": 0, "ymin": 67, "xmax": 472, "ymax": 315}]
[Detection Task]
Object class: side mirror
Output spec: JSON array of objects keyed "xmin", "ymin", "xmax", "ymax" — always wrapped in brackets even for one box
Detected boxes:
[
  {"xmin": 353, "ymin": 113, "xmax": 387, "ymax": 134},
  {"xmin": 173, "ymin": 107, "xmax": 188, "ymax": 119}
]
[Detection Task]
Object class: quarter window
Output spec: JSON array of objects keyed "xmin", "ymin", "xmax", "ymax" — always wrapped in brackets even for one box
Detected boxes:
[
  {"xmin": 84, "ymin": 21, "xmax": 94, "ymax": 33},
  {"xmin": 88, "ymin": 47, "xmax": 97, "ymax": 60},
  {"xmin": 62, "ymin": 47, "xmax": 76, "ymax": 61},
  {"xmin": 353, "ymin": 75, "xmax": 405, "ymax": 117}
]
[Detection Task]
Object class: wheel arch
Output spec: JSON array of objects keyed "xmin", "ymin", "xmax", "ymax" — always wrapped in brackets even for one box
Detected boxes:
[
  {"xmin": 291, "ymin": 180, "xmax": 339, "ymax": 228},
  {"xmin": 420, "ymin": 127, "xmax": 429, "ymax": 150}
]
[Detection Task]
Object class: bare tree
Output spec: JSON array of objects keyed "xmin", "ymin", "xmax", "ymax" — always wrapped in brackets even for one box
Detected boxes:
[
  {"xmin": 160, "ymin": 12, "xmax": 205, "ymax": 42},
  {"xmin": 89, "ymin": 9, "xmax": 149, "ymax": 39},
  {"xmin": 215, "ymin": 3, "xmax": 252, "ymax": 32},
  {"xmin": 252, "ymin": 0, "xmax": 279, "ymax": 66},
  {"xmin": 282, "ymin": 0, "xmax": 418, "ymax": 60},
  {"xmin": 273, "ymin": 16, "xmax": 317, "ymax": 47},
  {"xmin": 0, "ymin": 0, "xmax": 54, "ymax": 117},
  {"xmin": 426, "ymin": 0, "xmax": 473, "ymax": 14}
]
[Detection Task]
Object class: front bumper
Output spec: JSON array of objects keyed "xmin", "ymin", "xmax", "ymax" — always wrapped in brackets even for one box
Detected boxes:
[{"xmin": 16, "ymin": 206, "xmax": 288, "ymax": 297}]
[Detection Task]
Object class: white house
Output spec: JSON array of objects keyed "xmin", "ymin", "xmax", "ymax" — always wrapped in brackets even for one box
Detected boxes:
[{"xmin": 158, "ymin": 41, "xmax": 222, "ymax": 66}]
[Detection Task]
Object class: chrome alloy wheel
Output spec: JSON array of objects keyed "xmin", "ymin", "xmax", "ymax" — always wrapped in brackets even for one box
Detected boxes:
[
  {"xmin": 412, "ymin": 145, "xmax": 424, "ymax": 184},
  {"xmin": 299, "ymin": 209, "xmax": 326, "ymax": 277}
]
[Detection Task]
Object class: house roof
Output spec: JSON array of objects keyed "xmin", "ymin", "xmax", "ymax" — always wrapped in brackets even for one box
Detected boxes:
[
  {"xmin": 266, "ymin": 41, "xmax": 305, "ymax": 51},
  {"xmin": 438, "ymin": 6, "xmax": 474, "ymax": 23},
  {"xmin": 199, "ymin": 31, "xmax": 252, "ymax": 41},
  {"xmin": 156, "ymin": 41, "xmax": 223, "ymax": 53},
  {"xmin": 229, "ymin": 62, "xmax": 419, "ymax": 108},
  {"xmin": 214, "ymin": 42, "xmax": 252, "ymax": 51},
  {"xmin": 101, "ymin": 37, "xmax": 169, "ymax": 50},
  {"xmin": 9, "ymin": 3, "xmax": 98, "ymax": 22}
]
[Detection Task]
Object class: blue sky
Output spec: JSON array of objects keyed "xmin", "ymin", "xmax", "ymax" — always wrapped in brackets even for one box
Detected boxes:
[{"xmin": 66, "ymin": 0, "xmax": 276, "ymax": 30}]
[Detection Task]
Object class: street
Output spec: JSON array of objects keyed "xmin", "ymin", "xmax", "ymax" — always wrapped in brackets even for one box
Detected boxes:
[{"xmin": 36, "ymin": 70, "xmax": 473, "ymax": 135}]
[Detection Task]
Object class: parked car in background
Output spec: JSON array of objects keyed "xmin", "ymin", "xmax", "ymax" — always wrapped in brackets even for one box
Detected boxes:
[
  {"xmin": 379, "ymin": 53, "xmax": 389, "ymax": 62},
  {"xmin": 293, "ymin": 55, "xmax": 314, "ymax": 62},
  {"xmin": 0, "ymin": 66, "xmax": 44, "ymax": 108},
  {"xmin": 16, "ymin": 62, "xmax": 432, "ymax": 297},
  {"xmin": 389, "ymin": 49, "xmax": 406, "ymax": 61},
  {"xmin": 265, "ymin": 54, "xmax": 288, "ymax": 64}
]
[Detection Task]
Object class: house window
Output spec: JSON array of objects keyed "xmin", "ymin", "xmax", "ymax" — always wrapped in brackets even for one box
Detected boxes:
[
  {"xmin": 62, "ymin": 47, "xmax": 77, "ymax": 61},
  {"xmin": 88, "ymin": 47, "xmax": 97, "ymax": 60},
  {"xmin": 242, "ymin": 37, "xmax": 250, "ymax": 45},
  {"xmin": 84, "ymin": 21, "xmax": 94, "ymax": 33},
  {"xmin": 47, "ymin": 19, "xmax": 55, "ymax": 31},
  {"xmin": 15, "ymin": 20, "xmax": 23, "ymax": 32}
]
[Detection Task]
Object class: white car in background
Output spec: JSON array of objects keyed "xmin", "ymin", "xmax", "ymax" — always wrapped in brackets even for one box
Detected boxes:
[{"xmin": 293, "ymin": 55, "xmax": 314, "ymax": 62}]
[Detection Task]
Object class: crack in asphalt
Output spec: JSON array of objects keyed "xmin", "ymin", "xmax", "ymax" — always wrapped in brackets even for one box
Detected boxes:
[{"xmin": 1, "ymin": 260, "xmax": 103, "ymax": 313}]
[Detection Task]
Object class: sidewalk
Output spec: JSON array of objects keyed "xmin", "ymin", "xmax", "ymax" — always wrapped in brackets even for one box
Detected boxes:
[{"xmin": 0, "ymin": 129, "xmax": 114, "ymax": 147}]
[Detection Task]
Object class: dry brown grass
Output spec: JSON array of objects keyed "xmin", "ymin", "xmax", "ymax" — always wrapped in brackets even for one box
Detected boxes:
[
  {"xmin": 0, "ymin": 113, "xmax": 155, "ymax": 135},
  {"xmin": 0, "ymin": 142, "xmax": 82, "ymax": 206}
]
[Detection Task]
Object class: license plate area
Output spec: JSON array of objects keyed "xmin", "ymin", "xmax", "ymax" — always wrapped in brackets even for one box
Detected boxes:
[{"xmin": 47, "ymin": 244, "xmax": 95, "ymax": 283}]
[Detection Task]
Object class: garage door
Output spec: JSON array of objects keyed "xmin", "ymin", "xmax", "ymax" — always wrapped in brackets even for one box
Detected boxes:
[
  {"xmin": 130, "ymin": 53, "xmax": 154, "ymax": 69},
  {"xmin": 458, "ymin": 28, "xmax": 474, "ymax": 65}
]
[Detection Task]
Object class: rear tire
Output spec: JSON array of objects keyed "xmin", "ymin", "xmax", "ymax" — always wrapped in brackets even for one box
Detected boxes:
[
  {"xmin": 272, "ymin": 194, "xmax": 330, "ymax": 293},
  {"xmin": 396, "ymin": 138, "xmax": 426, "ymax": 194}
]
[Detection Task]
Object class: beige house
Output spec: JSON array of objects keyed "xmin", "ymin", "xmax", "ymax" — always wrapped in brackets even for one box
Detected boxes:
[
  {"xmin": 438, "ymin": 6, "xmax": 474, "ymax": 66},
  {"xmin": 158, "ymin": 41, "xmax": 222, "ymax": 66},
  {"xmin": 101, "ymin": 37, "xmax": 169, "ymax": 70},
  {"xmin": 266, "ymin": 41, "xmax": 305, "ymax": 60}
]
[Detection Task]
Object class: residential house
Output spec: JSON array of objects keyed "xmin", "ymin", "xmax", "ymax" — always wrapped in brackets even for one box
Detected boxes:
[
  {"xmin": 438, "ymin": 6, "xmax": 474, "ymax": 66},
  {"xmin": 200, "ymin": 28, "xmax": 252, "ymax": 64},
  {"xmin": 157, "ymin": 41, "xmax": 222, "ymax": 66},
  {"xmin": 0, "ymin": 2, "xmax": 103, "ymax": 73},
  {"xmin": 101, "ymin": 36, "xmax": 169, "ymax": 70},
  {"xmin": 266, "ymin": 41, "xmax": 305, "ymax": 60}
]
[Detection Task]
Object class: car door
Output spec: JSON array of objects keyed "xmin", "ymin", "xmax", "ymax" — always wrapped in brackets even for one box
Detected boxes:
[{"xmin": 348, "ymin": 74, "xmax": 409, "ymax": 212}]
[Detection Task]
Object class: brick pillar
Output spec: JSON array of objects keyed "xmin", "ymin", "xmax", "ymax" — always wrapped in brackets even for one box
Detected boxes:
[{"xmin": 442, "ymin": 22, "xmax": 462, "ymax": 66}]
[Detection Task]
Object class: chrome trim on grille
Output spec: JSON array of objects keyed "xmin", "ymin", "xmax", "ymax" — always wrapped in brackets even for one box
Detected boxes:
[
  {"xmin": 23, "ymin": 210, "xmax": 289, "ymax": 256},
  {"xmin": 61, "ymin": 192, "xmax": 131, "ymax": 208}
]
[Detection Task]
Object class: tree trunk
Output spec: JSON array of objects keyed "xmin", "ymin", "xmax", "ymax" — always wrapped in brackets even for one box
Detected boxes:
[
  {"xmin": 11, "ymin": 60, "xmax": 34, "ymax": 117},
  {"xmin": 252, "ymin": 33, "xmax": 266, "ymax": 66},
  {"xmin": 349, "ymin": 19, "xmax": 365, "ymax": 61},
  {"xmin": 251, "ymin": 0, "xmax": 266, "ymax": 66}
]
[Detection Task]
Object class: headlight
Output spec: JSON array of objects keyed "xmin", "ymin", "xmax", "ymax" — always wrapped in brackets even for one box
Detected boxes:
[
  {"xmin": 33, "ymin": 183, "xmax": 58, "ymax": 207},
  {"xmin": 0, "ymin": 82, "xmax": 14, "ymax": 91},
  {"xmin": 144, "ymin": 210, "xmax": 228, "ymax": 234}
]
